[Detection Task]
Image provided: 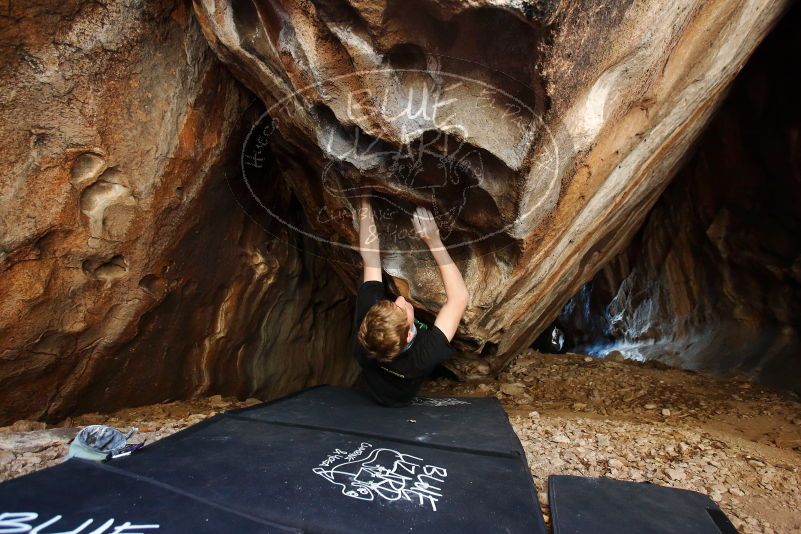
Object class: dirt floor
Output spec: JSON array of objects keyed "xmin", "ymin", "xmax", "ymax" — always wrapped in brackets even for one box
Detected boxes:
[
  {"xmin": 1, "ymin": 350, "xmax": 799, "ymax": 533},
  {"xmin": 422, "ymin": 350, "xmax": 801, "ymax": 534}
]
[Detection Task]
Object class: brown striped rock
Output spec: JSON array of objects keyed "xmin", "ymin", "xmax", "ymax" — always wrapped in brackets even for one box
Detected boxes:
[{"xmin": 0, "ymin": 0, "xmax": 356, "ymax": 424}]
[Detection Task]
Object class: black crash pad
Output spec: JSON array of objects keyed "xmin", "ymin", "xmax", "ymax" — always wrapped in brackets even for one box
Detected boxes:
[
  {"xmin": 0, "ymin": 386, "xmax": 546, "ymax": 534},
  {"xmin": 549, "ymin": 475, "xmax": 739, "ymax": 534},
  {"xmin": 228, "ymin": 384, "xmax": 523, "ymax": 456},
  {"xmin": 0, "ymin": 459, "xmax": 296, "ymax": 533}
]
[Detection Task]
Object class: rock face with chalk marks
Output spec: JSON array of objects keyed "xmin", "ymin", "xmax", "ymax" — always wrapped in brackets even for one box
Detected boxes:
[
  {"xmin": 192, "ymin": 0, "xmax": 791, "ymax": 376},
  {"xmin": 0, "ymin": 0, "xmax": 357, "ymax": 424}
]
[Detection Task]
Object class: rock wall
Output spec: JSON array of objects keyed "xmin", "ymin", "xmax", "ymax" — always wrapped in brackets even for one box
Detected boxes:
[
  {"xmin": 559, "ymin": 4, "xmax": 801, "ymax": 392},
  {"xmin": 1, "ymin": 0, "xmax": 797, "ymax": 424},
  {"xmin": 192, "ymin": 0, "xmax": 791, "ymax": 376},
  {"xmin": 0, "ymin": 1, "xmax": 356, "ymax": 424}
]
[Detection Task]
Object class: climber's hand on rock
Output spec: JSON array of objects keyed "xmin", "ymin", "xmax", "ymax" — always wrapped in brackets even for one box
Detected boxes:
[{"xmin": 412, "ymin": 207, "xmax": 441, "ymax": 246}]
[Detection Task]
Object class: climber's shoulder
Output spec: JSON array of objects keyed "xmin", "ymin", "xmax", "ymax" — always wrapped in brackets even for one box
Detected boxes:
[{"xmin": 399, "ymin": 323, "xmax": 453, "ymax": 376}]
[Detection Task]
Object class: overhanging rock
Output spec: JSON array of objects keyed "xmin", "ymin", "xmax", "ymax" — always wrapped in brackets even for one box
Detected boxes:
[{"xmin": 192, "ymin": 0, "xmax": 791, "ymax": 375}]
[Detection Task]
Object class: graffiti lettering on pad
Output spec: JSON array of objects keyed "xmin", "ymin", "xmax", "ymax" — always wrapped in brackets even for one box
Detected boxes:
[
  {"xmin": 0, "ymin": 513, "xmax": 159, "ymax": 533},
  {"xmin": 313, "ymin": 442, "xmax": 448, "ymax": 511},
  {"xmin": 411, "ymin": 397, "xmax": 470, "ymax": 407},
  {"xmin": 318, "ymin": 442, "xmax": 373, "ymax": 467}
]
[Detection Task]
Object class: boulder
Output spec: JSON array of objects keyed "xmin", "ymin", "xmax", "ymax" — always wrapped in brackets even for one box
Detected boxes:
[
  {"xmin": 192, "ymin": 0, "xmax": 790, "ymax": 376},
  {"xmin": 0, "ymin": 0, "xmax": 796, "ymax": 425}
]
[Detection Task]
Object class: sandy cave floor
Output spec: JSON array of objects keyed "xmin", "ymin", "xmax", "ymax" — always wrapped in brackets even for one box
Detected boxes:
[{"xmin": 1, "ymin": 350, "xmax": 799, "ymax": 534}]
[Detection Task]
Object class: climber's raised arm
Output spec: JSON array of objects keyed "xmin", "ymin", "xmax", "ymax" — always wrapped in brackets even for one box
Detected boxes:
[
  {"xmin": 359, "ymin": 192, "xmax": 382, "ymax": 283},
  {"xmin": 412, "ymin": 207, "xmax": 469, "ymax": 342}
]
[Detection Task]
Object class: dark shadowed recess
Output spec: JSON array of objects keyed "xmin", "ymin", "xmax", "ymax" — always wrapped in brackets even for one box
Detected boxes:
[{"xmin": 70, "ymin": 102, "xmax": 358, "ymax": 419}]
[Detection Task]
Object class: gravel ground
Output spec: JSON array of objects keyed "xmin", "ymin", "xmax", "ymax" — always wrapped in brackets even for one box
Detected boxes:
[
  {"xmin": 422, "ymin": 350, "xmax": 801, "ymax": 534},
  {"xmin": 1, "ymin": 350, "xmax": 799, "ymax": 533}
]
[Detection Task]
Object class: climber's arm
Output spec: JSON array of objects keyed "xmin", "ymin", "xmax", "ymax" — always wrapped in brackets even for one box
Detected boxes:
[
  {"xmin": 412, "ymin": 207, "xmax": 469, "ymax": 342},
  {"xmin": 359, "ymin": 193, "xmax": 382, "ymax": 283}
]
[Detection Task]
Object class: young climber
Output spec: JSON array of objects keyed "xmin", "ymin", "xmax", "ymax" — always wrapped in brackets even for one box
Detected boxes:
[{"xmin": 352, "ymin": 190, "xmax": 469, "ymax": 406}]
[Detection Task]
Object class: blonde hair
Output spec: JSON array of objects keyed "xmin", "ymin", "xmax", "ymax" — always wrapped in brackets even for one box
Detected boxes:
[{"xmin": 358, "ymin": 300, "xmax": 410, "ymax": 362}]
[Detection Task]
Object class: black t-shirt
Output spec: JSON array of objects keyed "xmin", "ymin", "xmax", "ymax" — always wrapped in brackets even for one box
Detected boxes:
[{"xmin": 351, "ymin": 281, "xmax": 453, "ymax": 406}]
